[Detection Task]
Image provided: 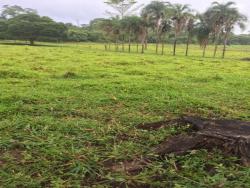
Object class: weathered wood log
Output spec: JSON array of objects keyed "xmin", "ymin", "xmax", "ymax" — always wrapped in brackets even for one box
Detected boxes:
[{"xmin": 110, "ymin": 116, "xmax": 250, "ymax": 174}]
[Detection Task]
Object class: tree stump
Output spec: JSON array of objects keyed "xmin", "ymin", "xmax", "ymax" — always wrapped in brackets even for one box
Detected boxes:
[{"xmin": 111, "ymin": 116, "xmax": 250, "ymax": 174}]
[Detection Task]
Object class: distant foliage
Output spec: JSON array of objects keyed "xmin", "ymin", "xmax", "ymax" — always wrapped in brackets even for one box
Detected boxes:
[
  {"xmin": 0, "ymin": 2, "xmax": 249, "ymax": 48},
  {"xmin": 7, "ymin": 13, "xmax": 67, "ymax": 45}
]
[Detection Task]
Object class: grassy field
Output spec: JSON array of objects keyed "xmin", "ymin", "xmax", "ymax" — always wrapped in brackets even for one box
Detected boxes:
[{"xmin": 0, "ymin": 43, "xmax": 250, "ymax": 187}]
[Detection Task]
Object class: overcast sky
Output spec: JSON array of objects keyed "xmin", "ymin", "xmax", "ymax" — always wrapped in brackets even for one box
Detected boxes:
[{"xmin": 0, "ymin": 0, "xmax": 249, "ymax": 33}]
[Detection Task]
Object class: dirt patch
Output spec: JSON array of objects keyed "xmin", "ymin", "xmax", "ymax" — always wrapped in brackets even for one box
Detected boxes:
[
  {"xmin": 0, "ymin": 149, "xmax": 24, "ymax": 166},
  {"xmin": 109, "ymin": 116, "xmax": 250, "ymax": 174}
]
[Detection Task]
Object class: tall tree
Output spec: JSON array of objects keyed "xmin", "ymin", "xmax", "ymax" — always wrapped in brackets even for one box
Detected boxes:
[
  {"xmin": 159, "ymin": 19, "xmax": 172, "ymax": 55},
  {"xmin": 98, "ymin": 19, "xmax": 114, "ymax": 50},
  {"xmin": 137, "ymin": 17, "xmax": 148, "ymax": 54},
  {"xmin": 7, "ymin": 13, "xmax": 67, "ymax": 45},
  {"xmin": 168, "ymin": 3, "xmax": 192, "ymax": 56},
  {"xmin": 141, "ymin": 1, "xmax": 167, "ymax": 54},
  {"xmin": 195, "ymin": 15, "xmax": 211, "ymax": 57},
  {"xmin": 0, "ymin": 19, "xmax": 8, "ymax": 39},
  {"xmin": 120, "ymin": 16, "xmax": 141, "ymax": 52},
  {"xmin": 1, "ymin": 5, "xmax": 37, "ymax": 19},
  {"xmin": 205, "ymin": 2, "xmax": 235, "ymax": 57},
  {"xmin": 185, "ymin": 18, "xmax": 194, "ymax": 56},
  {"xmin": 221, "ymin": 7, "xmax": 247, "ymax": 58},
  {"xmin": 105, "ymin": 0, "xmax": 141, "ymax": 19},
  {"xmin": 111, "ymin": 18, "xmax": 121, "ymax": 51}
]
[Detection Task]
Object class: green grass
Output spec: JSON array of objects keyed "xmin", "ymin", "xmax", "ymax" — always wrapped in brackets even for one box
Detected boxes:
[{"xmin": 0, "ymin": 43, "xmax": 250, "ymax": 187}]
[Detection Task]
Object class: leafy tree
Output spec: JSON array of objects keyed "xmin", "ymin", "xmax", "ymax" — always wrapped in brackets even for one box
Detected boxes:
[
  {"xmin": 0, "ymin": 19, "xmax": 8, "ymax": 39},
  {"xmin": 168, "ymin": 3, "xmax": 192, "ymax": 56},
  {"xmin": 67, "ymin": 29, "xmax": 88, "ymax": 42},
  {"xmin": 96, "ymin": 19, "xmax": 114, "ymax": 49},
  {"xmin": 195, "ymin": 15, "xmax": 211, "ymax": 57},
  {"xmin": 105, "ymin": 0, "xmax": 141, "ymax": 19},
  {"xmin": 141, "ymin": 1, "xmax": 167, "ymax": 54},
  {"xmin": 7, "ymin": 13, "xmax": 67, "ymax": 45},
  {"xmin": 159, "ymin": 19, "xmax": 172, "ymax": 55},
  {"xmin": 120, "ymin": 16, "xmax": 141, "ymax": 52},
  {"xmin": 221, "ymin": 6, "xmax": 247, "ymax": 58},
  {"xmin": 111, "ymin": 18, "xmax": 122, "ymax": 51},
  {"xmin": 1, "ymin": 5, "xmax": 37, "ymax": 19},
  {"xmin": 185, "ymin": 18, "xmax": 195, "ymax": 56},
  {"xmin": 230, "ymin": 34, "xmax": 250, "ymax": 45},
  {"xmin": 136, "ymin": 14, "xmax": 149, "ymax": 53},
  {"xmin": 205, "ymin": 2, "xmax": 235, "ymax": 57}
]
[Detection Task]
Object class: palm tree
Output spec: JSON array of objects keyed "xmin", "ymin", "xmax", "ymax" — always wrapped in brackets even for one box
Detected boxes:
[
  {"xmin": 111, "ymin": 19, "xmax": 121, "ymax": 51},
  {"xmin": 195, "ymin": 15, "xmax": 211, "ymax": 57},
  {"xmin": 99, "ymin": 19, "xmax": 114, "ymax": 50},
  {"xmin": 221, "ymin": 8, "xmax": 247, "ymax": 58},
  {"xmin": 185, "ymin": 18, "xmax": 194, "ymax": 56},
  {"xmin": 205, "ymin": 1, "xmax": 236, "ymax": 57},
  {"xmin": 168, "ymin": 3, "xmax": 192, "ymax": 56},
  {"xmin": 120, "ymin": 16, "xmax": 141, "ymax": 53},
  {"xmin": 159, "ymin": 19, "xmax": 172, "ymax": 55},
  {"xmin": 105, "ymin": 0, "xmax": 138, "ymax": 19},
  {"xmin": 141, "ymin": 1, "xmax": 167, "ymax": 54},
  {"xmin": 138, "ymin": 18, "xmax": 148, "ymax": 54}
]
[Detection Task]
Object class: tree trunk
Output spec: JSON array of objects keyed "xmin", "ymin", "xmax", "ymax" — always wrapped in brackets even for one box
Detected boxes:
[
  {"xmin": 110, "ymin": 116, "xmax": 250, "ymax": 174},
  {"xmin": 115, "ymin": 39, "xmax": 118, "ymax": 51},
  {"xmin": 144, "ymin": 30, "xmax": 148, "ymax": 50},
  {"xmin": 156, "ymin": 35, "xmax": 160, "ymax": 54},
  {"xmin": 185, "ymin": 34, "xmax": 190, "ymax": 56},
  {"xmin": 156, "ymin": 43, "xmax": 159, "ymax": 54},
  {"xmin": 202, "ymin": 40, "xmax": 208, "ymax": 57},
  {"xmin": 136, "ymin": 43, "xmax": 139, "ymax": 53},
  {"xmin": 161, "ymin": 42, "xmax": 165, "ymax": 55},
  {"xmin": 141, "ymin": 43, "xmax": 144, "ymax": 54},
  {"xmin": 173, "ymin": 38, "xmax": 177, "ymax": 56},
  {"xmin": 140, "ymin": 28, "xmax": 147, "ymax": 54},
  {"xmin": 161, "ymin": 36, "xmax": 165, "ymax": 55},
  {"xmin": 128, "ymin": 36, "xmax": 131, "ymax": 53},
  {"xmin": 213, "ymin": 30, "xmax": 221, "ymax": 58},
  {"xmin": 222, "ymin": 32, "xmax": 229, "ymax": 59},
  {"xmin": 203, "ymin": 45, "xmax": 206, "ymax": 57},
  {"xmin": 213, "ymin": 43, "xmax": 218, "ymax": 57},
  {"xmin": 122, "ymin": 35, "xmax": 125, "ymax": 52},
  {"xmin": 30, "ymin": 39, "xmax": 35, "ymax": 46}
]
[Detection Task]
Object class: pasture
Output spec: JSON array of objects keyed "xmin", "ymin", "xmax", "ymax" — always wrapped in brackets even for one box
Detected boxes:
[{"xmin": 0, "ymin": 43, "xmax": 250, "ymax": 187}]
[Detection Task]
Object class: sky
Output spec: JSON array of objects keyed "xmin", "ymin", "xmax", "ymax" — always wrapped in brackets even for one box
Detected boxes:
[{"xmin": 0, "ymin": 0, "xmax": 249, "ymax": 33}]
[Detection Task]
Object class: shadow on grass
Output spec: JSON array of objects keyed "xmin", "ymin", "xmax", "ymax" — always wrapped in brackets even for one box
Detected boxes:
[
  {"xmin": 0, "ymin": 42, "xmax": 65, "ymax": 48},
  {"xmin": 241, "ymin": 57, "xmax": 250, "ymax": 62}
]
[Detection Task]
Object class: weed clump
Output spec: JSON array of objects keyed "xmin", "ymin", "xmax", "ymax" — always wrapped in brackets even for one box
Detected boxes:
[{"xmin": 63, "ymin": 72, "xmax": 77, "ymax": 79}]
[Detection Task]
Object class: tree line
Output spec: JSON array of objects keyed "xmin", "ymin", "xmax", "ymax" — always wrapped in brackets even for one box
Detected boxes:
[
  {"xmin": 0, "ymin": 1, "xmax": 249, "ymax": 58},
  {"xmin": 0, "ymin": 5, "xmax": 107, "ymax": 45},
  {"xmin": 101, "ymin": 0, "xmax": 248, "ymax": 58}
]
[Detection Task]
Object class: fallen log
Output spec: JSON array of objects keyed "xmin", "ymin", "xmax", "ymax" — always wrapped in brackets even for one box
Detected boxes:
[{"xmin": 110, "ymin": 116, "xmax": 250, "ymax": 174}]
